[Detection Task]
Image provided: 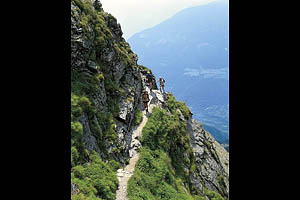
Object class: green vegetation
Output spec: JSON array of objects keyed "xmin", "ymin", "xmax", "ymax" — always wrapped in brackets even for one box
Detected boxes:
[
  {"xmin": 132, "ymin": 108, "xmax": 143, "ymax": 127},
  {"xmin": 71, "ymin": 90, "xmax": 119, "ymax": 199},
  {"xmin": 71, "ymin": 151, "xmax": 118, "ymax": 200},
  {"xmin": 71, "ymin": 93, "xmax": 91, "ymax": 165},
  {"xmin": 103, "ymin": 77, "xmax": 123, "ymax": 117},
  {"xmin": 204, "ymin": 188, "xmax": 225, "ymax": 200},
  {"xmin": 128, "ymin": 103, "xmax": 225, "ymax": 200},
  {"xmin": 128, "ymin": 107, "xmax": 205, "ymax": 199},
  {"xmin": 203, "ymin": 140, "xmax": 211, "ymax": 149},
  {"xmin": 166, "ymin": 93, "xmax": 191, "ymax": 120},
  {"xmin": 71, "ymin": 69, "xmax": 102, "ymax": 96},
  {"xmin": 94, "ymin": 111, "xmax": 119, "ymax": 154},
  {"xmin": 128, "ymin": 147, "xmax": 194, "ymax": 200}
]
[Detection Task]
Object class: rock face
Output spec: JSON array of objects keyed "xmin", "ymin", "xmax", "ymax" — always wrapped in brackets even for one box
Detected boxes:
[
  {"xmin": 187, "ymin": 119, "xmax": 229, "ymax": 198},
  {"xmin": 71, "ymin": 0, "xmax": 143, "ymax": 165},
  {"xmin": 78, "ymin": 113, "xmax": 102, "ymax": 156},
  {"xmin": 71, "ymin": 0, "xmax": 229, "ymax": 199}
]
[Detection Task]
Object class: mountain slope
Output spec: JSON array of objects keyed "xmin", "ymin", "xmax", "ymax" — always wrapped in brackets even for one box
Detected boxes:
[
  {"xmin": 128, "ymin": 0, "xmax": 229, "ymax": 145},
  {"xmin": 71, "ymin": 1, "xmax": 229, "ymax": 199}
]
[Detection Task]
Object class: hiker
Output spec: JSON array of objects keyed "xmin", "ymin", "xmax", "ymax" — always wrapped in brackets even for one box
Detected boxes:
[
  {"xmin": 149, "ymin": 73, "xmax": 155, "ymax": 92},
  {"xmin": 151, "ymin": 74, "xmax": 155, "ymax": 91},
  {"xmin": 158, "ymin": 77, "xmax": 165, "ymax": 93},
  {"xmin": 146, "ymin": 72, "xmax": 154, "ymax": 91},
  {"xmin": 142, "ymin": 90, "xmax": 150, "ymax": 113},
  {"xmin": 133, "ymin": 53, "xmax": 138, "ymax": 65}
]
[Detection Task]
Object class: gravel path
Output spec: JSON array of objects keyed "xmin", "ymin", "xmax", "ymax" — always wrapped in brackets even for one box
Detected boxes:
[
  {"xmin": 115, "ymin": 113, "xmax": 148, "ymax": 200},
  {"xmin": 115, "ymin": 88, "xmax": 157, "ymax": 200}
]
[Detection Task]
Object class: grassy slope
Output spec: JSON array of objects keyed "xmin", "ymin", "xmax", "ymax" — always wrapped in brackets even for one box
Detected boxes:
[{"xmin": 128, "ymin": 95, "xmax": 225, "ymax": 200}]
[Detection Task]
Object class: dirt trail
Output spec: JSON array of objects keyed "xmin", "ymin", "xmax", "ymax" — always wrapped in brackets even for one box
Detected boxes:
[
  {"xmin": 115, "ymin": 114, "xmax": 148, "ymax": 200},
  {"xmin": 115, "ymin": 88, "xmax": 156, "ymax": 200}
]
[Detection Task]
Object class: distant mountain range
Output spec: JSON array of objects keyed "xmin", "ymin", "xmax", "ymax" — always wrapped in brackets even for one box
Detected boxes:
[{"xmin": 128, "ymin": 0, "xmax": 229, "ymax": 145}]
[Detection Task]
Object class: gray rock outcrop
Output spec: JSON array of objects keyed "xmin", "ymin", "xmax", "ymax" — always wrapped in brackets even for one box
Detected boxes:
[
  {"xmin": 71, "ymin": 0, "xmax": 143, "ymax": 166},
  {"xmin": 187, "ymin": 118, "xmax": 229, "ymax": 198}
]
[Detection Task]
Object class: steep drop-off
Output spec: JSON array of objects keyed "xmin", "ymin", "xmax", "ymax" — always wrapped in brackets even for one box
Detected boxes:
[{"xmin": 71, "ymin": 1, "xmax": 229, "ymax": 200}]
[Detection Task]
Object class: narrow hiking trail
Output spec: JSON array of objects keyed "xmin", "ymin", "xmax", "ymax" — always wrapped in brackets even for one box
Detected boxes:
[
  {"xmin": 115, "ymin": 113, "xmax": 148, "ymax": 200},
  {"xmin": 115, "ymin": 86, "xmax": 158, "ymax": 200}
]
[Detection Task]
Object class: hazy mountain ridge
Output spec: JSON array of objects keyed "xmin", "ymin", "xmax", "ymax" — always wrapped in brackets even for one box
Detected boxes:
[{"xmin": 128, "ymin": 1, "xmax": 229, "ymax": 145}]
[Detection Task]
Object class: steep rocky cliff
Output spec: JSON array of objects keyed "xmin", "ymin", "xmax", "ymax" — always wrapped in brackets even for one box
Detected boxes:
[
  {"xmin": 187, "ymin": 119, "xmax": 229, "ymax": 198},
  {"xmin": 71, "ymin": 0, "xmax": 144, "ymax": 164},
  {"xmin": 71, "ymin": 1, "xmax": 229, "ymax": 199}
]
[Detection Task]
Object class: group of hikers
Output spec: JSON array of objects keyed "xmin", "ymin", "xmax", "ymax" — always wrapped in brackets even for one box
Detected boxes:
[{"xmin": 142, "ymin": 72, "xmax": 165, "ymax": 113}]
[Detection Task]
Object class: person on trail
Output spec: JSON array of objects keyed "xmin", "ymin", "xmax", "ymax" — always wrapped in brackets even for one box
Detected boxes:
[
  {"xmin": 146, "ymin": 72, "xmax": 154, "ymax": 91},
  {"xmin": 133, "ymin": 53, "xmax": 138, "ymax": 65},
  {"xmin": 151, "ymin": 74, "xmax": 155, "ymax": 91},
  {"xmin": 158, "ymin": 77, "xmax": 165, "ymax": 93},
  {"xmin": 149, "ymin": 74, "xmax": 155, "ymax": 92},
  {"xmin": 142, "ymin": 90, "xmax": 150, "ymax": 113}
]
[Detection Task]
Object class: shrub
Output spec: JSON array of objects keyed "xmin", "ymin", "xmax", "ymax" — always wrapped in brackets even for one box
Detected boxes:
[
  {"xmin": 108, "ymin": 159, "xmax": 120, "ymax": 171},
  {"xmin": 72, "ymin": 146, "xmax": 79, "ymax": 167},
  {"xmin": 71, "ymin": 94, "xmax": 83, "ymax": 119},
  {"xmin": 71, "ymin": 121, "xmax": 83, "ymax": 135},
  {"xmin": 71, "ymin": 151, "xmax": 118, "ymax": 200},
  {"xmin": 132, "ymin": 109, "xmax": 143, "ymax": 126},
  {"xmin": 80, "ymin": 13, "xmax": 89, "ymax": 31},
  {"xmin": 204, "ymin": 188, "xmax": 225, "ymax": 200},
  {"xmin": 166, "ymin": 93, "xmax": 191, "ymax": 119},
  {"xmin": 78, "ymin": 96, "xmax": 91, "ymax": 112}
]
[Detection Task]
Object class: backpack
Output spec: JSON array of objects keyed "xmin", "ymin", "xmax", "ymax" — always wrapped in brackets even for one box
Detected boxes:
[{"xmin": 143, "ymin": 93, "xmax": 149, "ymax": 102}]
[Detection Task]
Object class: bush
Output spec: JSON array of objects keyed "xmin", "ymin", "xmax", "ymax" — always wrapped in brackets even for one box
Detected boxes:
[
  {"xmin": 108, "ymin": 159, "xmax": 120, "ymax": 171},
  {"xmin": 71, "ymin": 94, "xmax": 83, "ymax": 119},
  {"xmin": 132, "ymin": 109, "xmax": 143, "ymax": 126},
  {"xmin": 166, "ymin": 93, "xmax": 191, "ymax": 119},
  {"xmin": 72, "ymin": 147, "xmax": 79, "ymax": 167},
  {"xmin": 204, "ymin": 188, "xmax": 225, "ymax": 200},
  {"xmin": 78, "ymin": 96, "xmax": 91, "ymax": 112},
  {"xmin": 71, "ymin": 151, "xmax": 118, "ymax": 200}
]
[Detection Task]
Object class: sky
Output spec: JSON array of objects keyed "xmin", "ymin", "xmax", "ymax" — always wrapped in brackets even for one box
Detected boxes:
[{"xmin": 100, "ymin": 0, "xmax": 218, "ymax": 39}]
